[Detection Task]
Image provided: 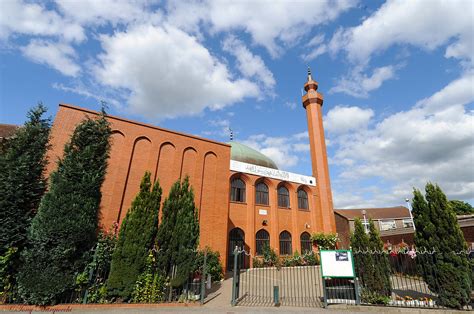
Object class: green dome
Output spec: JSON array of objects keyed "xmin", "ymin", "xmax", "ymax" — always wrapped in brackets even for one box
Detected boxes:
[{"xmin": 229, "ymin": 142, "xmax": 278, "ymax": 169}]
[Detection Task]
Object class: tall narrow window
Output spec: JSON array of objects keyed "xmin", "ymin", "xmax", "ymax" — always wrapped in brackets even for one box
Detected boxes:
[
  {"xmin": 230, "ymin": 178, "xmax": 246, "ymax": 202},
  {"xmin": 300, "ymin": 232, "xmax": 312, "ymax": 253},
  {"xmin": 279, "ymin": 231, "xmax": 292, "ymax": 255},
  {"xmin": 298, "ymin": 189, "xmax": 309, "ymax": 210},
  {"xmin": 256, "ymin": 229, "xmax": 270, "ymax": 255},
  {"xmin": 255, "ymin": 182, "xmax": 269, "ymax": 205},
  {"xmin": 278, "ymin": 186, "xmax": 290, "ymax": 208}
]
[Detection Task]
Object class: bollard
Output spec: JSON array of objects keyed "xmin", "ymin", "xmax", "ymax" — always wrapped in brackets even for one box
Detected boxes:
[{"xmin": 273, "ymin": 286, "xmax": 280, "ymax": 306}]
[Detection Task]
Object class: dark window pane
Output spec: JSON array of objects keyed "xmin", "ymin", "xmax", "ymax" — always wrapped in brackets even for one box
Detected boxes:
[
  {"xmin": 231, "ymin": 178, "xmax": 246, "ymax": 202},
  {"xmin": 300, "ymin": 232, "xmax": 312, "ymax": 253},
  {"xmin": 255, "ymin": 182, "xmax": 269, "ymax": 205},
  {"xmin": 279, "ymin": 231, "xmax": 292, "ymax": 255},
  {"xmin": 278, "ymin": 186, "xmax": 290, "ymax": 208},
  {"xmin": 298, "ymin": 189, "xmax": 308, "ymax": 210},
  {"xmin": 256, "ymin": 229, "xmax": 270, "ymax": 255}
]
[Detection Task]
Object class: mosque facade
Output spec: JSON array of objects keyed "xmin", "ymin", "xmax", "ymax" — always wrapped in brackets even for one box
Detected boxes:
[{"xmin": 46, "ymin": 70, "xmax": 335, "ymax": 270}]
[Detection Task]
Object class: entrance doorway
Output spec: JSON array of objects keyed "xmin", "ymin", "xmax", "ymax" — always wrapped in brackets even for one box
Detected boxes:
[{"xmin": 228, "ymin": 228, "xmax": 246, "ymax": 270}]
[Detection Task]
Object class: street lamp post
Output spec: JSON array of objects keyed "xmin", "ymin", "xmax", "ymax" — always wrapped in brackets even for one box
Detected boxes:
[
  {"xmin": 405, "ymin": 198, "xmax": 416, "ymax": 231},
  {"xmin": 361, "ymin": 209, "xmax": 368, "ymax": 234}
]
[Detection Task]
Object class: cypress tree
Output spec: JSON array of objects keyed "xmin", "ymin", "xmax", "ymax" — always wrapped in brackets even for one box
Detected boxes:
[
  {"xmin": 412, "ymin": 183, "xmax": 471, "ymax": 309},
  {"xmin": 156, "ymin": 176, "xmax": 199, "ymax": 287},
  {"xmin": 17, "ymin": 111, "xmax": 111, "ymax": 305},
  {"xmin": 0, "ymin": 104, "xmax": 50, "ymax": 300},
  {"xmin": 351, "ymin": 218, "xmax": 375, "ymax": 291},
  {"xmin": 107, "ymin": 171, "xmax": 162, "ymax": 300},
  {"xmin": 367, "ymin": 220, "xmax": 392, "ymax": 296}
]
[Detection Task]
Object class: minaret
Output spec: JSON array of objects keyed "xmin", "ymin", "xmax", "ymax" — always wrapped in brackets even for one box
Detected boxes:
[{"xmin": 302, "ymin": 67, "xmax": 335, "ymax": 232}]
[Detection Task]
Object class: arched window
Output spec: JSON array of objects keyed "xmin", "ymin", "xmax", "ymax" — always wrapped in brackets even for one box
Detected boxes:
[
  {"xmin": 255, "ymin": 182, "xmax": 269, "ymax": 205},
  {"xmin": 256, "ymin": 229, "xmax": 270, "ymax": 255},
  {"xmin": 230, "ymin": 178, "xmax": 246, "ymax": 202},
  {"xmin": 279, "ymin": 231, "xmax": 292, "ymax": 255},
  {"xmin": 277, "ymin": 186, "xmax": 290, "ymax": 208},
  {"xmin": 300, "ymin": 232, "xmax": 312, "ymax": 253},
  {"xmin": 297, "ymin": 189, "xmax": 308, "ymax": 210}
]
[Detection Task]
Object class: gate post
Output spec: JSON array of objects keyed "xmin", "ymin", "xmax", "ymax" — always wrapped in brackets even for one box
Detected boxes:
[
  {"xmin": 200, "ymin": 250, "xmax": 207, "ymax": 304},
  {"xmin": 322, "ymin": 278, "xmax": 328, "ymax": 308},
  {"xmin": 354, "ymin": 277, "xmax": 361, "ymax": 305},
  {"xmin": 231, "ymin": 246, "xmax": 240, "ymax": 306}
]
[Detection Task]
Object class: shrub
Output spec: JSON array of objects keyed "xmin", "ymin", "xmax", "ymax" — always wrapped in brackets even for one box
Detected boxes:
[
  {"xmin": 311, "ymin": 232, "xmax": 339, "ymax": 250},
  {"xmin": 194, "ymin": 247, "xmax": 223, "ymax": 282},
  {"xmin": 132, "ymin": 251, "xmax": 167, "ymax": 303}
]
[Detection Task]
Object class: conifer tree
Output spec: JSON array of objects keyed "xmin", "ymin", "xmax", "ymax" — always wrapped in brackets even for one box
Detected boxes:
[
  {"xmin": 17, "ymin": 111, "xmax": 111, "ymax": 305},
  {"xmin": 0, "ymin": 104, "xmax": 50, "ymax": 299},
  {"xmin": 367, "ymin": 220, "xmax": 392, "ymax": 296},
  {"xmin": 107, "ymin": 171, "xmax": 162, "ymax": 299},
  {"xmin": 0, "ymin": 104, "xmax": 50, "ymax": 255},
  {"xmin": 156, "ymin": 176, "xmax": 199, "ymax": 286},
  {"xmin": 351, "ymin": 218, "xmax": 375, "ymax": 290},
  {"xmin": 412, "ymin": 183, "xmax": 471, "ymax": 309}
]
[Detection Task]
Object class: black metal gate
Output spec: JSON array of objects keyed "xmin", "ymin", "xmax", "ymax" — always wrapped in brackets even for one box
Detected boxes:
[{"xmin": 228, "ymin": 228, "xmax": 246, "ymax": 270}]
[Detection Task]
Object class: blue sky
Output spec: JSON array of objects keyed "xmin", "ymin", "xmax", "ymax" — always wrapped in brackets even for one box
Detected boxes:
[{"xmin": 1, "ymin": 0, "xmax": 473, "ymax": 208}]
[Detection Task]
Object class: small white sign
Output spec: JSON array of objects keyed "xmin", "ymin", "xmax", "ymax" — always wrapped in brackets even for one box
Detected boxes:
[
  {"xmin": 259, "ymin": 209, "xmax": 268, "ymax": 215},
  {"xmin": 230, "ymin": 160, "xmax": 316, "ymax": 186},
  {"xmin": 320, "ymin": 250, "xmax": 355, "ymax": 278}
]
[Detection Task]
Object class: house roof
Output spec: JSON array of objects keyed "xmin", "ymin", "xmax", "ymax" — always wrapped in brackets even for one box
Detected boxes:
[
  {"xmin": 0, "ymin": 124, "xmax": 19, "ymax": 139},
  {"xmin": 334, "ymin": 206, "xmax": 411, "ymax": 220}
]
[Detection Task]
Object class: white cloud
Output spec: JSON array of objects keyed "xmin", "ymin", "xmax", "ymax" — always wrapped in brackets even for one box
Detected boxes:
[
  {"xmin": 301, "ymin": 34, "xmax": 327, "ymax": 61},
  {"xmin": 93, "ymin": 24, "xmax": 259, "ymax": 119},
  {"xmin": 329, "ymin": 0, "xmax": 473, "ymax": 65},
  {"xmin": 167, "ymin": 0, "xmax": 357, "ymax": 57},
  {"xmin": 0, "ymin": 0, "xmax": 84, "ymax": 42},
  {"xmin": 330, "ymin": 65, "xmax": 397, "ymax": 97},
  {"xmin": 222, "ymin": 36, "xmax": 275, "ymax": 91},
  {"xmin": 21, "ymin": 40, "xmax": 80, "ymax": 76},
  {"xmin": 324, "ymin": 105, "xmax": 374, "ymax": 134},
  {"xmin": 330, "ymin": 72, "xmax": 474, "ymax": 207},
  {"xmin": 55, "ymin": 0, "xmax": 161, "ymax": 26}
]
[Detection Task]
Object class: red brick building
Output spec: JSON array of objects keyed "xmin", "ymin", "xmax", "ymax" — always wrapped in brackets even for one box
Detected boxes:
[
  {"xmin": 335, "ymin": 207, "xmax": 474, "ymax": 250},
  {"xmin": 46, "ymin": 70, "xmax": 336, "ymax": 270}
]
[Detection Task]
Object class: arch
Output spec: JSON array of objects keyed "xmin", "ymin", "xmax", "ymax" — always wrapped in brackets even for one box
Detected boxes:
[
  {"xmin": 277, "ymin": 185, "xmax": 290, "ymax": 208},
  {"xmin": 230, "ymin": 177, "xmax": 246, "ymax": 202},
  {"xmin": 297, "ymin": 188, "xmax": 309, "ymax": 210},
  {"xmin": 228, "ymin": 228, "xmax": 246, "ymax": 270},
  {"xmin": 300, "ymin": 232, "xmax": 312, "ymax": 253},
  {"xmin": 199, "ymin": 151, "xmax": 218, "ymax": 219},
  {"xmin": 153, "ymin": 141, "xmax": 176, "ymax": 183},
  {"xmin": 255, "ymin": 181, "xmax": 269, "ymax": 205},
  {"xmin": 180, "ymin": 147, "xmax": 198, "ymax": 180},
  {"xmin": 117, "ymin": 136, "xmax": 153, "ymax": 223},
  {"xmin": 255, "ymin": 229, "xmax": 270, "ymax": 255},
  {"xmin": 279, "ymin": 231, "xmax": 292, "ymax": 255},
  {"xmin": 111, "ymin": 129, "xmax": 125, "ymax": 137}
]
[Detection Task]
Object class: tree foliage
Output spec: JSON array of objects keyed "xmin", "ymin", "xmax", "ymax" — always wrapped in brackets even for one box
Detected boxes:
[
  {"xmin": 351, "ymin": 218, "xmax": 392, "ymax": 301},
  {"xmin": 0, "ymin": 104, "xmax": 51, "ymax": 299},
  {"xmin": 367, "ymin": 220, "xmax": 392, "ymax": 296},
  {"xmin": 17, "ymin": 112, "xmax": 111, "ymax": 305},
  {"xmin": 156, "ymin": 176, "xmax": 199, "ymax": 287},
  {"xmin": 449, "ymin": 200, "xmax": 474, "ymax": 215},
  {"xmin": 412, "ymin": 183, "xmax": 471, "ymax": 309},
  {"xmin": 107, "ymin": 171, "xmax": 162, "ymax": 300}
]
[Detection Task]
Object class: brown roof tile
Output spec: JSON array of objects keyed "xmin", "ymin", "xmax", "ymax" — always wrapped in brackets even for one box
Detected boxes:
[
  {"xmin": 334, "ymin": 206, "xmax": 410, "ymax": 220},
  {"xmin": 0, "ymin": 124, "xmax": 20, "ymax": 139}
]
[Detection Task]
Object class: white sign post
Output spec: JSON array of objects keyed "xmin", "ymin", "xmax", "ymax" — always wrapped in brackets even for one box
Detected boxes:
[{"xmin": 320, "ymin": 250, "xmax": 355, "ymax": 278}]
